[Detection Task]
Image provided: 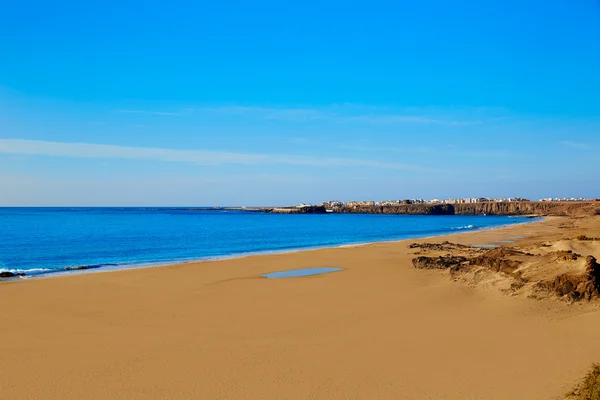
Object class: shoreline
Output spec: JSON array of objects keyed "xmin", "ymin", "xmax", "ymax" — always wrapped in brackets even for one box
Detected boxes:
[
  {"xmin": 0, "ymin": 217, "xmax": 543, "ymax": 283},
  {"xmin": 2, "ymin": 215, "xmax": 600, "ymax": 400}
]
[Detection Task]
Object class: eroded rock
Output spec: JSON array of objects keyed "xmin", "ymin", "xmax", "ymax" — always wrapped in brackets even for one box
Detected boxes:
[
  {"xmin": 537, "ymin": 256, "xmax": 600, "ymax": 301},
  {"xmin": 468, "ymin": 248, "xmax": 523, "ymax": 275},
  {"xmin": 0, "ymin": 271, "xmax": 25, "ymax": 278},
  {"xmin": 409, "ymin": 241, "xmax": 473, "ymax": 251},
  {"xmin": 551, "ymin": 250, "xmax": 580, "ymax": 262},
  {"xmin": 412, "ymin": 255, "xmax": 469, "ymax": 270}
]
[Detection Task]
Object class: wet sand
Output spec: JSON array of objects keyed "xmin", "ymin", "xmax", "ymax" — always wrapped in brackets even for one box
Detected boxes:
[{"xmin": 2, "ymin": 216, "xmax": 600, "ymax": 399}]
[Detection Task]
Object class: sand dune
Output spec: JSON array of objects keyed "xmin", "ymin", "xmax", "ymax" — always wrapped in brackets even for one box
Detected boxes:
[
  {"xmin": 550, "ymin": 239, "xmax": 600, "ymax": 258},
  {"xmin": 1, "ymin": 217, "xmax": 600, "ymax": 399}
]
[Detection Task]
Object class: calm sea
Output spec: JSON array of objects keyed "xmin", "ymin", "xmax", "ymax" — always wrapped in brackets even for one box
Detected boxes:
[{"xmin": 0, "ymin": 208, "xmax": 531, "ymax": 278}]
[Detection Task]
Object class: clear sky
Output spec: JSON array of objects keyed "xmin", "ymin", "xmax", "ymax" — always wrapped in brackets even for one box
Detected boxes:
[{"xmin": 1, "ymin": 0, "xmax": 599, "ymax": 206}]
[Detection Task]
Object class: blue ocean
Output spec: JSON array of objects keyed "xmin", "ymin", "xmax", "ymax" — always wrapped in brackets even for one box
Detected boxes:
[{"xmin": 0, "ymin": 208, "xmax": 531, "ymax": 278}]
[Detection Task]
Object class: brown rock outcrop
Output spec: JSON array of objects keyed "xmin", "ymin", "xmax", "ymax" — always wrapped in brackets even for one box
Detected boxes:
[
  {"xmin": 551, "ymin": 250, "xmax": 579, "ymax": 262},
  {"xmin": 409, "ymin": 241, "xmax": 473, "ymax": 251},
  {"xmin": 538, "ymin": 256, "xmax": 600, "ymax": 301},
  {"xmin": 412, "ymin": 247, "xmax": 528, "ymax": 287},
  {"xmin": 412, "ymin": 255, "xmax": 469, "ymax": 270},
  {"xmin": 469, "ymin": 248, "xmax": 524, "ymax": 275},
  {"xmin": 0, "ymin": 271, "xmax": 24, "ymax": 278}
]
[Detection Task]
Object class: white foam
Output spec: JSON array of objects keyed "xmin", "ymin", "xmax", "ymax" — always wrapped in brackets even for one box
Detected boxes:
[
  {"xmin": 0, "ymin": 268, "xmax": 53, "ymax": 276},
  {"xmin": 451, "ymin": 224, "xmax": 475, "ymax": 230}
]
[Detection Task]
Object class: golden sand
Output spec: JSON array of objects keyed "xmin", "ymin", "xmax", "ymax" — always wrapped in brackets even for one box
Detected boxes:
[{"xmin": 1, "ymin": 217, "xmax": 600, "ymax": 399}]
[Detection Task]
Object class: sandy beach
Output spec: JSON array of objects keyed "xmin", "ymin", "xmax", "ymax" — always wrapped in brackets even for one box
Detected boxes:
[{"xmin": 2, "ymin": 216, "xmax": 600, "ymax": 400}]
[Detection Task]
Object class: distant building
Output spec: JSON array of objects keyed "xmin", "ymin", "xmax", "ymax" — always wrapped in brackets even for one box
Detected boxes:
[
  {"xmin": 321, "ymin": 200, "xmax": 344, "ymax": 207},
  {"xmin": 346, "ymin": 200, "xmax": 375, "ymax": 207}
]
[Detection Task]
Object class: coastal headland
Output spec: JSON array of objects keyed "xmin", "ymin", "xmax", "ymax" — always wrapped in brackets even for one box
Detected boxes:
[
  {"xmin": 235, "ymin": 200, "xmax": 600, "ymax": 216},
  {"xmin": 2, "ymin": 213, "xmax": 600, "ymax": 399}
]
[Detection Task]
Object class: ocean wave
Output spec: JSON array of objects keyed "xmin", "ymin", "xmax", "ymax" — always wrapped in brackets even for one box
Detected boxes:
[
  {"xmin": 0, "ymin": 267, "xmax": 54, "ymax": 276},
  {"xmin": 450, "ymin": 224, "xmax": 475, "ymax": 230},
  {"xmin": 64, "ymin": 263, "xmax": 117, "ymax": 271},
  {"xmin": 0, "ymin": 263, "xmax": 120, "ymax": 278}
]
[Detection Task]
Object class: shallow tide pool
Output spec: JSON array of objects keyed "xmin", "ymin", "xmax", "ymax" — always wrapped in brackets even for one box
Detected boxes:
[
  {"xmin": 262, "ymin": 267, "xmax": 343, "ymax": 279},
  {"xmin": 472, "ymin": 244, "xmax": 501, "ymax": 249}
]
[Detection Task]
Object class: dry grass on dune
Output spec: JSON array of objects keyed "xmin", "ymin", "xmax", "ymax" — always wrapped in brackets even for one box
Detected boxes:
[
  {"xmin": 567, "ymin": 364, "xmax": 600, "ymax": 400},
  {"xmin": 577, "ymin": 235, "xmax": 600, "ymax": 241}
]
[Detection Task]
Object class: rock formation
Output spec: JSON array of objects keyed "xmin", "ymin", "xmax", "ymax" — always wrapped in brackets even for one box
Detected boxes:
[
  {"xmin": 411, "ymin": 241, "xmax": 600, "ymax": 303},
  {"xmin": 409, "ymin": 241, "xmax": 472, "ymax": 251},
  {"xmin": 0, "ymin": 271, "xmax": 24, "ymax": 278},
  {"xmin": 412, "ymin": 255, "xmax": 469, "ymax": 270},
  {"xmin": 332, "ymin": 201, "xmax": 600, "ymax": 217},
  {"xmin": 537, "ymin": 256, "xmax": 600, "ymax": 302},
  {"xmin": 268, "ymin": 206, "xmax": 327, "ymax": 214}
]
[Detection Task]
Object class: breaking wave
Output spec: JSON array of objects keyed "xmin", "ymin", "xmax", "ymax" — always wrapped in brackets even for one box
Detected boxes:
[
  {"xmin": 0, "ymin": 263, "xmax": 119, "ymax": 278},
  {"xmin": 451, "ymin": 224, "xmax": 475, "ymax": 230}
]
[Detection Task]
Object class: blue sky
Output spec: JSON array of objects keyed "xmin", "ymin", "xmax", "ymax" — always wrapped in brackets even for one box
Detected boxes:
[{"xmin": 1, "ymin": 0, "xmax": 599, "ymax": 206}]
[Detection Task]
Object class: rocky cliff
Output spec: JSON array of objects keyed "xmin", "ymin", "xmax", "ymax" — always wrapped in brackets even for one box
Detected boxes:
[
  {"xmin": 453, "ymin": 201, "xmax": 600, "ymax": 216},
  {"xmin": 331, "ymin": 202, "xmax": 600, "ymax": 217},
  {"xmin": 332, "ymin": 204, "xmax": 455, "ymax": 215},
  {"xmin": 269, "ymin": 206, "xmax": 328, "ymax": 214}
]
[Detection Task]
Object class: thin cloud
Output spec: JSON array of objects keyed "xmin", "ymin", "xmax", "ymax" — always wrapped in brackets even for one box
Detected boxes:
[
  {"xmin": 561, "ymin": 141, "xmax": 590, "ymax": 150},
  {"xmin": 115, "ymin": 109, "xmax": 185, "ymax": 116},
  {"xmin": 201, "ymin": 106, "xmax": 326, "ymax": 121},
  {"xmin": 0, "ymin": 139, "xmax": 437, "ymax": 172},
  {"xmin": 337, "ymin": 144, "xmax": 521, "ymax": 158},
  {"xmin": 342, "ymin": 115, "xmax": 481, "ymax": 126},
  {"xmin": 200, "ymin": 106, "xmax": 481, "ymax": 126}
]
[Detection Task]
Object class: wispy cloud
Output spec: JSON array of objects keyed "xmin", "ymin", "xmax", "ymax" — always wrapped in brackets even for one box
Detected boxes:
[
  {"xmin": 115, "ymin": 109, "xmax": 186, "ymax": 116},
  {"xmin": 0, "ymin": 139, "xmax": 437, "ymax": 172},
  {"xmin": 112, "ymin": 104, "xmax": 501, "ymax": 126},
  {"xmin": 341, "ymin": 115, "xmax": 480, "ymax": 126},
  {"xmin": 200, "ymin": 105, "xmax": 484, "ymax": 126},
  {"xmin": 201, "ymin": 106, "xmax": 326, "ymax": 121},
  {"xmin": 560, "ymin": 141, "xmax": 590, "ymax": 150},
  {"xmin": 337, "ymin": 144, "xmax": 521, "ymax": 158}
]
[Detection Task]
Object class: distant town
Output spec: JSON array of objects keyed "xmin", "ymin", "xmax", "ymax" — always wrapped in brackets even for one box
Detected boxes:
[{"xmin": 294, "ymin": 197, "xmax": 592, "ymax": 208}]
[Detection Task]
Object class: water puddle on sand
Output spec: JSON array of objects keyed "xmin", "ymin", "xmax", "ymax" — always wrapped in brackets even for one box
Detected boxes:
[
  {"xmin": 496, "ymin": 240, "xmax": 516, "ymax": 243},
  {"xmin": 262, "ymin": 267, "xmax": 343, "ymax": 279},
  {"xmin": 472, "ymin": 244, "xmax": 500, "ymax": 249},
  {"xmin": 511, "ymin": 236, "xmax": 526, "ymax": 239}
]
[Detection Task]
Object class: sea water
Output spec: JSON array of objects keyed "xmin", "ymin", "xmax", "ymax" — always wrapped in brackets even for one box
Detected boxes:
[{"xmin": 0, "ymin": 208, "xmax": 533, "ymax": 278}]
